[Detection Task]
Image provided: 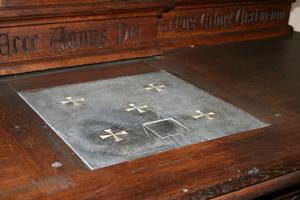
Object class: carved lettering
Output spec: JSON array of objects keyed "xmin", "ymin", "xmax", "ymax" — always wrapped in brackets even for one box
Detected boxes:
[
  {"xmin": 50, "ymin": 27, "xmax": 66, "ymax": 51},
  {"xmin": 0, "ymin": 33, "xmax": 38, "ymax": 56},
  {"xmin": 0, "ymin": 33, "xmax": 10, "ymax": 56},
  {"xmin": 12, "ymin": 36, "xmax": 20, "ymax": 54},
  {"xmin": 23, "ymin": 36, "xmax": 31, "ymax": 52},
  {"xmin": 69, "ymin": 32, "xmax": 77, "ymax": 48},
  {"xmin": 161, "ymin": 16, "xmax": 196, "ymax": 32},
  {"xmin": 238, "ymin": 9, "xmax": 286, "ymax": 24},
  {"xmin": 161, "ymin": 8, "xmax": 286, "ymax": 32},
  {"xmin": 200, "ymin": 12, "xmax": 234, "ymax": 29},
  {"xmin": 30, "ymin": 35, "xmax": 39, "ymax": 52},
  {"xmin": 50, "ymin": 26, "xmax": 108, "ymax": 51},
  {"xmin": 89, "ymin": 30, "xmax": 98, "ymax": 47},
  {"xmin": 78, "ymin": 30, "xmax": 88, "ymax": 47},
  {"xmin": 117, "ymin": 22, "xmax": 141, "ymax": 44}
]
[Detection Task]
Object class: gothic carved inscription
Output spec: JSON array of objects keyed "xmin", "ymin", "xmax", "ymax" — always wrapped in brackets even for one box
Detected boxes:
[
  {"xmin": 50, "ymin": 22, "xmax": 142, "ymax": 52},
  {"xmin": 0, "ymin": 19, "xmax": 151, "ymax": 63},
  {"xmin": 50, "ymin": 27, "xmax": 108, "ymax": 51},
  {"xmin": 160, "ymin": 7, "xmax": 289, "ymax": 33},
  {"xmin": 0, "ymin": 34, "xmax": 38, "ymax": 56}
]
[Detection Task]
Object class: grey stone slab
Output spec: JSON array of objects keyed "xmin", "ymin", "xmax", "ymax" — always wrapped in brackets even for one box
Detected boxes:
[{"xmin": 19, "ymin": 70, "xmax": 268, "ymax": 170}]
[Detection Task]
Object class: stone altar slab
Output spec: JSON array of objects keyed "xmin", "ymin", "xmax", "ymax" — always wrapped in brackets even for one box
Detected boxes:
[{"xmin": 19, "ymin": 71, "xmax": 268, "ymax": 170}]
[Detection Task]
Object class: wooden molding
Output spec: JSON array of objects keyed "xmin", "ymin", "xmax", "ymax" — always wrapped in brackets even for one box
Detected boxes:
[{"xmin": 0, "ymin": 0, "xmax": 295, "ymax": 75}]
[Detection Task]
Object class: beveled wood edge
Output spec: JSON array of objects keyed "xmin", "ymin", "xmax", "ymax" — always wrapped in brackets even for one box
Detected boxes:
[
  {"xmin": 0, "ymin": 48, "xmax": 161, "ymax": 76},
  {"xmin": 175, "ymin": 0, "xmax": 294, "ymax": 8},
  {"xmin": 0, "ymin": 11, "xmax": 161, "ymax": 28},
  {"xmin": 7, "ymin": 60, "xmax": 159, "ymax": 91},
  {"xmin": 177, "ymin": 158, "xmax": 300, "ymax": 200},
  {"xmin": 213, "ymin": 170, "xmax": 300, "ymax": 200},
  {"xmin": 5, "ymin": 0, "xmax": 292, "ymax": 9},
  {"xmin": 0, "ymin": 0, "xmax": 173, "ymax": 20},
  {"xmin": 1, "ymin": 0, "xmax": 168, "ymax": 7},
  {"xmin": 0, "ymin": 0, "xmax": 292, "ymax": 21}
]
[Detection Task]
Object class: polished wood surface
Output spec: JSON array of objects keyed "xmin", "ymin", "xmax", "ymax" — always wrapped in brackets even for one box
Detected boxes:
[{"xmin": 0, "ymin": 33, "xmax": 299, "ymax": 199}]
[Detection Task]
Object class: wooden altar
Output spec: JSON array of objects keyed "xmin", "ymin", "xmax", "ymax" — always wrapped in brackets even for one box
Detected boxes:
[{"xmin": 0, "ymin": 0, "xmax": 300, "ymax": 199}]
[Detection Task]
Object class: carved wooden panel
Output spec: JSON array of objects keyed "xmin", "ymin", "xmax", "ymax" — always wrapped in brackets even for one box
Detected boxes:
[
  {"xmin": 159, "ymin": 2, "xmax": 293, "ymax": 49},
  {"xmin": 0, "ymin": 17, "xmax": 159, "ymax": 75},
  {"xmin": 0, "ymin": 0, "xmax": 295, "ymax": 75}
]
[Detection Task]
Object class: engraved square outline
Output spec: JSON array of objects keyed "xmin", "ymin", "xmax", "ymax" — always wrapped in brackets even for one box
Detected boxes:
[{"xmin": 143, "ymin": 118, "xmax": 192, "ymax": 139}]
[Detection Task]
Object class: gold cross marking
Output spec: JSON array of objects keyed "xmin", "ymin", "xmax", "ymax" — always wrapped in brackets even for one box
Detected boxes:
[
  {"xmin": 100, "ymin": 129, "xmax": 128, "ymax": 142},
  {"xmin": 61, "ymin": 96, "xmax": 85, "ymax": 106},
  {"xmin": 126, "ymin": 104, "xmax": 148, "ymax": 114},
  {"xmin": 144, "ymin": 84, "xmax": 165, "ymax": 92},
  {"xmin": 192, "ymin": 110, "xmax": 215, "ymax": 120}
]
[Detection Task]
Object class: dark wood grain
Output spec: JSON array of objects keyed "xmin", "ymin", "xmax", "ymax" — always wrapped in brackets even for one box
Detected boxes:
[{"xmin": 0, "ymin": 33, "xmax": 299, "ymax": 199}]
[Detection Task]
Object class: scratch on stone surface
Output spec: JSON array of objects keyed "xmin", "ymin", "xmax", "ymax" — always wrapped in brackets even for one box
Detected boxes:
[{"xmin": 142, "ymin": 126, "xmax": 151, "ymax": 137}]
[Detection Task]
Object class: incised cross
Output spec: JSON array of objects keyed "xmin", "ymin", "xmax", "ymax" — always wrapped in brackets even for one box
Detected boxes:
[
  {"xmin": 192, "ymin": 110, "xmax": 215, "ymax": 120},
  {"xmin": 126, "ymin": 104, "xmax": 148, "ymax": 114},
  {"xmin": 144, "ymin": 83, "xmax": 165, "ymax": 92},
  {"xmin": 100, "ymin": 129, "xmax": 128, "ymax": 142},
  {"xmin": 61, "ymin": 96, "xmax": 85, "ymax": 106}
]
